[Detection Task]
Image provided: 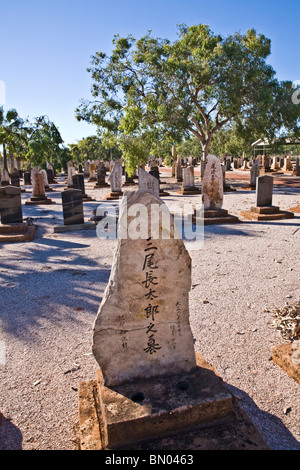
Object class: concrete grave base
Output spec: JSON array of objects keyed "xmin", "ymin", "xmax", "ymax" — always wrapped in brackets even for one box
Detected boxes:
[
  {"xmin": 53, "ymin": 222, "xmax": 96, "ymax": 233},
  {"xmin": 240, "ymin": 206, "xmax": 295, "ymax": 221},
  {"xmin": 105, "ymin": 191, "xmax": 124, "ymax": 200},
  {"xmin": 0, "ymin": 223, "xmax": 37, "ymax": 243},
  {"xmin": 159, "ymin": 190, "xmax": 170, "ymax": 197},
  {"xmin": 94, "ymin": 183, "xmax": 109, "ymax": 188},
  {"xmin": 177, "ymin": 187, "xmax": 201, "ymax": 195},
  {"xmin": 192, "ymin": 209, "xmax": 240, "ymax": 225},
  {"xmin": 25, "ymin": 196, "xmax": 53, "ymax": 205},
  {"xmin": 272, "ymin": 343, "xmax": 300, "ymax": 385},
  {"xmin": 78, "ymin": 353, "xmax": 269, "ymax": 450}
]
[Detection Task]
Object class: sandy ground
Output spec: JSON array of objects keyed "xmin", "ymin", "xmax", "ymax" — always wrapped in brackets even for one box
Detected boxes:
[{"xmin": 0, "ymin": 169, "xmax": 299, "ymax": 450}]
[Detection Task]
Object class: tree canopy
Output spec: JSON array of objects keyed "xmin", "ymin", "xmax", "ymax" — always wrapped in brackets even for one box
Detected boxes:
[{"xmin": 76, "ymin": 24, "xmax": 299, "ymax": 170}]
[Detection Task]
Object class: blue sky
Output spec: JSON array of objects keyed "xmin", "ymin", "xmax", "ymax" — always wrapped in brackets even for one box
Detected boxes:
[{"xmin": 1, "ymin": 0, "xmax": 299, "ymax": 146}]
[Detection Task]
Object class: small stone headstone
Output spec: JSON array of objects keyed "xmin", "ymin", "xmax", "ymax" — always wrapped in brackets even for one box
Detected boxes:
[
  {"xmin": 62, "ymin": 189, "xmax": 84, "ymax": 225},
  {"xmin": 109, "ymin": 161, "xmax": 122, "ymax": 193},
  {"xmin": 202, "ymin": 155, "xmax": 223, "ymax": 210},
  {"xmin": 24, "ymin": 172, "xmax": 31, "ymax": 185},
  {"xmin": 182, "ymin": 165, "xmax": 195, "ymax": 188},
  {"xmin": 255, "ymin": 175, "xmax": 273, "ymax": 207},
  {"xmin": 0, "ymin": 186, "xmax": 23, "ymax": 224},
  {"xmin": 250, "ymin": 160, "xmax": 260, "ymax": 187},
  {"xmin": 138, "ymin": 168, "xmax": 160, "ymax": 197},
  {"xmin": 88, "ymin": 163, "xmax": 96, "ymax": 181},
  {"xmin": 67, "ymin": 166, "xmax": 76, "ymax": 186}
]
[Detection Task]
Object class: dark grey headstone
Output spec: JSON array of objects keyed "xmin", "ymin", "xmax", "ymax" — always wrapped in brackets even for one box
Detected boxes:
[
  {"xmin": 10, "ymin": 174, "xmax": 20, "ymax": 187},
  {"xmin": 97, "ymin": 166, "xmax": 107, "ymax": 185},
  {"xmin": 255, "ymin": 175, "xmax": 273, "ymax": 207},
  {"xmin": 72, "ymin": 174, "xmax": 86, "ymax": 195},
  {"xmin": 61, "ymin": 189, "xmax": 84, "ymax": 225},
  {"xmin": 0, "ymin": 186, "xmax": 23, "ymax": 224},
  {"xmin": 47, "ymin": 168, "xmax": 55, "ymax": 184},
  {"xmin": 24, "ymin": 172, "xmax": 31, "ymax": 185}
]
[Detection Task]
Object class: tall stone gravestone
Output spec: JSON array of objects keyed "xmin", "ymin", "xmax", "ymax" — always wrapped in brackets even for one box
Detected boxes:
[
  {"xmin": 240, "ymin": 175, "xmax": 294, "ymax": 221},
  {"xmin": 0, "ymin": 186, "xmax": 23, "ymax": 224},
  {"xmin": 175, "ymin": 162, "xmax": 183, "ymax": 183},
  {"xmin": 293, "ymin": 157, "xmax": 300, "ymax": 176},
  {"xmin": 177, "ymin": 165, "xmax": 200, "ymax": 195},
  {"xmin": 193, "ymin": 155, "xmax": 239, "ymax": 225},
  {"xmin": 67, "ymin": 165, "xmax": 76, "ymax": 187},
  {"xmin": 149, "ymin": 166, "xmax": 170, "ymax": 196},
  {"xmin": 88, "ymin": 163, "xmax": 97, "ymax": 182},
  {"xmin": 78, "ymin": 189, "xmax": 233, "ymax": 449},
  {"xmin": 105, "ymin": 161, "xmax": 123, "ymax": 200},
  {"xmin": 26, "ymin": 171, "xmax": 53, "ymax": 205},
  {"xmin": 72, "ymin": 174, "xmax": 93, "ymax": 201},
  {"xmin": 249, "ymin": 160, "xmax": 260, "ymax": 189},
  {"xmin": 94, "ymin": 164, "xmax": 109, "ymax": 188},
  {"xmin": 62, "ymin": 189, "xmax": 84, "ymax": 226}
]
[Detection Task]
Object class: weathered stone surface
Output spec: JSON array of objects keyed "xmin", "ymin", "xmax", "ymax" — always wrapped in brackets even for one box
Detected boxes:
[
  {"xmin": 32, "ymin": 172, "xmax": 46, "ymax": 198},
  {"xmin": 88, "ymin": 163, "xmax": 96, "ymax": 181},
  {"xmin": 0, "ymin": 186, "xmax": 23, "ymax": 224},
  {"xmin": 78, "ymin": 353, "xmax": 269, "ymax": 451},
  {"xmin": 109, "ymin": 161, "xmax": 122, "ymax": 193},
  {"xmin": 182, "ymin": 165, "xmax": 195, "ymax": 188},
  {"xmin": 202, "ymin": 155, "xmax": 223, "ymax": 210},
  {"xmin": 250, "ymin": 160, "xmax": 260, "ymax": 187},
  {"xmin": 138, "ymin": 168, "xmax": 160, "ymax": 197},
  {"xmin": 255, "ymin": 175, "xmax": 273, "ymax": 207},
  {"xmin": 67, "ymin": 166, "xmax": 76, "ymax": 186},
  {"xmin": 272, "ymin": 343, "xmax": 300, "ymax": 385},
  {"xmin": 92, "ymin": 190, "xmax": 196, "ymax": 387}
]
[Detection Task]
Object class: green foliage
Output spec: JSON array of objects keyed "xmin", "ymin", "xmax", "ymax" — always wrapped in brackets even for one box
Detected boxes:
[
  {"xmin": 0, "ymin": 106, "xmax": 29, "ymax": 170},
  {"xmin": 26, "ymin": 116, "xmax": 63, "ymax": 167},
  {"xmin": 69, "ymin": 135, "xmax": 122, "ymax": 165},
  {"xmin": 76, "ymin": 24, "xmax": 300, "ymax": 171}
]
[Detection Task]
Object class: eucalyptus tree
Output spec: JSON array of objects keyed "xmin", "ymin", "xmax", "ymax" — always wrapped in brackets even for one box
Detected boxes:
[{"xmin": 76, "ymin": 24, "xmax": 299, "ymax": 169}]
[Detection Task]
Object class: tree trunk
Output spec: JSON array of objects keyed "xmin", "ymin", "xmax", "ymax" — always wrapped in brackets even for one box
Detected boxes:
[{"xmin": 3, "ymin": 142, "xmax": 8, "ymax": 171}]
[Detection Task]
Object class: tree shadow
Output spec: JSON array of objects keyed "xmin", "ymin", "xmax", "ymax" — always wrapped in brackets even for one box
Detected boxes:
[
  {"xmin": 0, "ymin": 234, "xmax": 112, "ymax": 339},
  {"xmin": 225, "ymin": 383, "xmax": 300, "ymax": 450},
  {"xmin": 0, "ymin": 416, "xmax": 23, "ymax": 450}
]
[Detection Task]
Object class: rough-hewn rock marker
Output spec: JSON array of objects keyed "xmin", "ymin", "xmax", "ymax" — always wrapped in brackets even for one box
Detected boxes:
[
  {"xmin": 78, "ymin": 188, "xmax": 235, "ymax": 449},
  {"xmin": 193, "ymin": 155, "xmax": 239, "ymax": 225}
]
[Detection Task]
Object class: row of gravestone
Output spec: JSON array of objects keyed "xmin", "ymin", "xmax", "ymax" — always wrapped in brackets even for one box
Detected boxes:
[{"xmin": 0, "ymin": 156, "xmax": 289, "ymax": 227}]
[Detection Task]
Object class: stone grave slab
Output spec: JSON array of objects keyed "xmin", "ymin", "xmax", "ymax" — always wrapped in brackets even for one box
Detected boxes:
[
  {"xmin": 25, "ymin": 172, "xmax": 53, "ymax": 205},
  {"xmin": 0, "ymin": 222, "xmax": 37, "ymax": 243},
  {"xmin": 240, "ymin": 175, "xmax": 294, "ymax": 221},
  {"xmin": 105, "ymin": 161, "xmax": 123, "ymax": 200},
  {"xmin": 193, "ymin": 156, "xmax": 239, "ymax": 225},
  {"xmin": 61, "ymin": 189, "xmax": 84, "ymax": 225},
  {"xmin": 0, "ymin": 186, "xmax": 23, "ymax": 225},
  {"xmin": 72, "ymin": 174, "xmax": 93, "ymax": 201},
  {"xmin": 177, "ymin": 166, "xmax": 201, "ymax": 195},
  {"xmin": 78, "ymin": 353, "xmax": 269, "ymax": 450}
]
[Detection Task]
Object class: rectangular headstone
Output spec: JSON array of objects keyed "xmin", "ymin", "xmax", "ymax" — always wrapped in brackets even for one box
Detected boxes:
[
  {"xmin": 72, "ymin": 174, "xmax": 86, "ymax": 195},
  {"xmin": 61, "ymin": 189, "xmax": 84, "ymax": 225},
  {"xmin": 255, "ymin": 175, "xmax": 273, "ymax": 207},
  {"xmin": 0, "ymin": 186, "xmax": 23, "ymax": 224}
]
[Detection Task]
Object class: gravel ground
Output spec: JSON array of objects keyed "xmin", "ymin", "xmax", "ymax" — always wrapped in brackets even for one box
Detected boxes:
[{"xmin": 0, "ymin": 171, "xmax": 299, "ymax": 450}]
